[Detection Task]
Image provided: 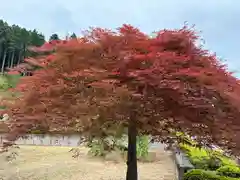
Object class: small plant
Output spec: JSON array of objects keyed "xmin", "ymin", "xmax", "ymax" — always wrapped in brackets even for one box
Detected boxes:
[
  {"xmin": 88, "ymin": 138, "xmax": 106, "ymax": 156},
  {"xmin": 136, "ymin": 135, "xmax": 149, "ymax": 160},
  {"xmin": 69, "ymin": 148, "xmax": 83, "ymax": 158},
  {"xmin": 2, "ymin": 145, "xmax": 20, "ymax": 162},
  {"xmin": 84, "ymin": 134, "xmax": 150, "ymax": 161}
]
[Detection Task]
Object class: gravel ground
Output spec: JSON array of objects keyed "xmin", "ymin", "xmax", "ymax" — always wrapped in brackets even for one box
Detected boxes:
[{"xmin": 0, "ymin": 146, "xmax": 176, "ymax": 180}]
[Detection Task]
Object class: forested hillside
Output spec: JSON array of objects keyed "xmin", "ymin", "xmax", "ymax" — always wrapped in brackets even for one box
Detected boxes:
[{"xmin": 0, "ymin": 19, "xmax": 46, "ymax": 73}]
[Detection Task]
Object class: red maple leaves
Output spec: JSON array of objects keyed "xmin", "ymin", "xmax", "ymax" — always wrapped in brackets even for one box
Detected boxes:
[
  {"xmin": 4, "ymin": 25, "xmax": 240, "ymax": 155},
  {"xmin": 28, "ymin": 39, "xmax": 67, "ymax": 52}
]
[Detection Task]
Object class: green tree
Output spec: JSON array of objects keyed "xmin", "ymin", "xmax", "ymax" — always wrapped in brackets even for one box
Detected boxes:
[
  {"xmin": 0, "ymin": 19, "xmax": 45, "ymax": 74},
  {"xmin": 0, "ymin": 22, "xmax": 9, "ymax": 73},
  {"xmin": 70, "ymin": 33, "xmax": 77, "ymax": 39},
  {"xmin": 49, "ymin": 33, "xmax": 60, "ymax": 41},
  {"xmin": 30, "ymin": 29, "xmax": 45, "ymax": 47}
]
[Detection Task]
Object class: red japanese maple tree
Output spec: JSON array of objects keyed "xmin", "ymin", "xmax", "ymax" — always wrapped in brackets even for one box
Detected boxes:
[{"xmin": 3, "ymin": 25, "xmax": 240, "ymax": 180}]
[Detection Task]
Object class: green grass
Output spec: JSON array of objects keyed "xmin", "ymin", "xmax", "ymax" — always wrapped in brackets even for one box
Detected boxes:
[
  {"xmin": 0, "ymin": 74, "xmax": 21, "ymax": 90},
  {"xmin": 0, "ymin": 75, "xmax": 10, "ymax": 90},
  {"xmin": 0, "ymin": 74, "xmax": 22, "ymax": 110}
]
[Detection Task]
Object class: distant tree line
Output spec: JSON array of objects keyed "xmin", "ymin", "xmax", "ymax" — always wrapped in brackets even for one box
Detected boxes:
[
  {"xmin": 0, "ymin": 19, "xmax": 79, "ymax": 74},
  {"xmin": 49, "ymin": 32, "xmax": 77, "ymax": 41},
  {"xmin": 0, "ymin": 19, "xmax": 45, "ymax": 73}
]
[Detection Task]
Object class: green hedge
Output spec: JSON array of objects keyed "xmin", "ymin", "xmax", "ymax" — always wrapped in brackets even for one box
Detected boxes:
[
  {"xmin": 217, "ymin": 165, "xmax": 240, "ymax": 178},
  {"xmin": 180, "ymin": 138, "xmax": 240, "ymax": 179},
  {"xmin": 184, "ymin": 169, "xmax": 240, "ymax": 180},
  {"xmin": 180, "ymin": 143, "xmax": 237, "ymax": 168},
  {"xmin": 189, "ymin": 155, "xmax": 222, "ymax": 170}
]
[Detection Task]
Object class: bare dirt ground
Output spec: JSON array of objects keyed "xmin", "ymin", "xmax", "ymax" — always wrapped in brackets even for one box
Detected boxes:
[{"xmin": 0, "ymin": 146, "xmax": 176, "ymax": 180}]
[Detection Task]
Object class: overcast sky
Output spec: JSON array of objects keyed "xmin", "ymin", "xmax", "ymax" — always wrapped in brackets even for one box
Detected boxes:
[{"xmin": 0, "ymin": 0, "xmax": 239, "ymax": 75}]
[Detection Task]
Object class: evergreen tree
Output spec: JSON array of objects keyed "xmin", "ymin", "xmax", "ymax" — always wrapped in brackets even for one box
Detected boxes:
[
  {"xmin": 70, "ymin": 33, "xmax": 77, "ymax": 39},
  {"xmin": 0, "ymin": 19, "xmax": 46, "ymax": 73},
  {"xmin": 49, "ymin": 33, "xmax": 60, "ymax": 41}
]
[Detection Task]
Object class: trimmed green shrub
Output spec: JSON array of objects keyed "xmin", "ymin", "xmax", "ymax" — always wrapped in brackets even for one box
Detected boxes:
[
  {"xmin": 184, "ymin": 169, "xmax": 239, "ymax": 180},
  {"xmin": 179, "ymin": 134, "xmax": 240, "ymax": 179},
  {"xmin": 190, "ymin": 156, "xmax": 222, "ymax": 170},
  {"xmin": 180, "ymin": 143, "xmax": 237, "ymax": 170},
  {"xmin": 217, "ymin": 165, "xmax": 240, "ymax": 178}
]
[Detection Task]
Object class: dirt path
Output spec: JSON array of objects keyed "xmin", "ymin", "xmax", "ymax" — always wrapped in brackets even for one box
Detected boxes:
[{"xmin": 0, "ymin": 146, "xmax": 176, "ymax": 180}]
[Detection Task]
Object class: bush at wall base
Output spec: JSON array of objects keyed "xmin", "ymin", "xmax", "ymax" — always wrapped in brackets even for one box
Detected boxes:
[
  {"xmin": 184, "ymin": 169, "xmax": 240, "ymax": 180},
  {"xmin": 217, "ymin": 165, "xmax": 240, "ymax": 178}
]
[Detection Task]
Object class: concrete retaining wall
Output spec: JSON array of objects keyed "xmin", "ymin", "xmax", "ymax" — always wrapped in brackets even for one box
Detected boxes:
[
  {"xmin": 0, "ymin": 133, "xmax": 166, "ymax": 149},
  {"xmin": 0, "ymin": 133, "xmax": 82, "ymax": 147}
]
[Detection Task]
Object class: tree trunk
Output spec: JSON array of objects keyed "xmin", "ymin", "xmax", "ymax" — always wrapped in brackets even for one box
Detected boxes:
[
  {"xmin": 1, "ymin": 50, "xmax": 7, "ymax": 73},
  {"xmin": 0, "ymin": 44, "xmax": 2, "ymax": 57},
  {"xmin": 17, "ymin": 50, "xmax": 22, "ymax": 65},
  {"xmin": 126, "ymin": 119, "xmax": 138, "ymax": 180},
  {"xmin": 23, "ymin": 44, "xmax": 26, "ymax": 59},
  {"xmin": 10, "ymin": 51, "xmax": 15, "ymax": 68}
]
